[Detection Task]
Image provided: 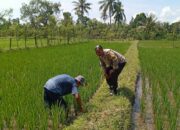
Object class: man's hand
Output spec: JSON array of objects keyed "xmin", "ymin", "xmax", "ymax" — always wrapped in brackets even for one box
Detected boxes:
[
  {"xmin": 109, "ymin": 69, "xmax": 114, "ymax": 76},
  {"xmin": 104, "ymin": 73, "xmax": 109, "ymax": 79},
  {"xmin": 105, "ymin": 69, "xmax": 114, "ymax": 79},
  {"xmin": 73, "ymin": 93, "xmax": 83, "ymax": 112},
  {"xmin": 80, "ymin": 107, "xmax": 83, "ymax": 112}
]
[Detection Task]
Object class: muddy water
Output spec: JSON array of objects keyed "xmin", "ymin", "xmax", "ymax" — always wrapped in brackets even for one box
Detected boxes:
[
  {"xmin": 132, "ymin": 75, "xmax": 155, "ymax": 130},
  {"xmin": 132, "ymin": 73, "xmax": 144, "ymax": 130}
]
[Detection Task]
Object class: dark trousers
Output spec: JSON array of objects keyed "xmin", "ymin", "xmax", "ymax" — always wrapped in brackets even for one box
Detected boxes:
[
  {"xmin": 44, "ymin": 88, "xmax": 67, "ymax": 109},
  {"xmin": 106, "ymin": 62, "xmax": 126, "ymax": 92}
]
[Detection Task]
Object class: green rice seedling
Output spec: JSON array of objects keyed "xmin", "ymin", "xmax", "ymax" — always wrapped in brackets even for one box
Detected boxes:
[
  {"xmin": 0, "ymin": 41, "xmax": 130, "ymax": 129},
  {"xmin": 139, "ymin": 40, "xmax": 180, "ymax": 130}
]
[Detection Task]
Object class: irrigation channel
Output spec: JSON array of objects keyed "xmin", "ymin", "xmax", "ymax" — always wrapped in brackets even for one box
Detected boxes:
[
  {"xmin": 132, "ymin": 73, "xmax": 156, "ymax": 130},
  {"xmin": 64, "ymin": 41, "xmax": 140, "ymax": 130},
  {"xmin": 132, "ymin": 73, "xmax": 144, "ymax": 130}
]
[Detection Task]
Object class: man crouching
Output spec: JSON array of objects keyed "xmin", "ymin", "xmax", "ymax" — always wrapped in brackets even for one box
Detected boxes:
[{"xmin": 44, "ymin": 74, "xmax": 85, "ymax": 112}]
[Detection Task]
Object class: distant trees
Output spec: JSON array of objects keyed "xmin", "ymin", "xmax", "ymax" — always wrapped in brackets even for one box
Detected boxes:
[
  {"xmin": 129, "ymin": 13, "xmax": 158, "ymax": 39},
  {"xmin": 0, "ymin": 9, "xmax": 13, "ymax": 36},
  {"xmin": 61, "ymin": 12, "xmax": 74, "ymax": 44},
  {"xmin": 130, "ymin": 13, "xmax": 147, "ymax": 28},
  {"xmin": 73, "ymin": 0, "xmax": 91, "ymax": 25},
  {"xmin": 0, "ymin": 0, "xmax": 179, "ymax": 47},
  {"xmin": 99, "ymin": 0, "xmax": 126, "ymax": 27},
  {"xmin": 99, "ymin": 0, "xmax": 116, "ymax": 25},
  {"xmin": 20, "ymin": 0, "xmax": 61, "ymax": 28},
  {"xmin": 171, "ymin": 22, "xmax": 180, "ymax": 40},
  {"xmin": 20, "ymin": 0, "xmax": 61, "ymax": 46},
  {"xmin": 113, "ymin": 0, "xmax": 126, "ymax": 27},
  {"xmin": 0, "ymin": 8, "xmax": 13, "ymax": 23},
  {"xmin": 145, "ymin": 14, "xmax": 156, "ymax": 39}
]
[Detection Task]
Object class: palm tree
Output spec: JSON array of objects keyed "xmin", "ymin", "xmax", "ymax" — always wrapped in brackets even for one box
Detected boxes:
[
  {"xmin": 101, "ymin": 11, "xmax": 108, "ymax": 23},
  {"xmin": 113, "ymin": 0, "xmax": 126, "ymax": 27},
  {"xmin": 99, "ymin": 0, "xmax": 116, "ymax": 25},
  {"xmin": 145, "ymin": 14, "xmax": 156, "ymax": 39},
  {"xmin": 72, "ymin": 0, "xmax": 91, "ymax": 24}
]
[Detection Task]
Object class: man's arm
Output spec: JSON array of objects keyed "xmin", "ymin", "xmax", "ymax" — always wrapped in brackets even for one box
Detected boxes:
[
  {"xmin": 73, "ymin": 93, "xmax": 83, "ymax": 112},
  {"xmin": 99, "ymin": 58, "xmax": 106, "ymax": 71},
  {"xmin": 100, "ymin": 58, "xmax": 110, "ymax": 78}
]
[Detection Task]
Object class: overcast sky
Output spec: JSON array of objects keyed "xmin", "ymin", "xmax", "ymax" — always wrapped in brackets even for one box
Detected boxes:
[{"xmin": 0, "ymin": 0, "xmax": 180, "ymax": 23}]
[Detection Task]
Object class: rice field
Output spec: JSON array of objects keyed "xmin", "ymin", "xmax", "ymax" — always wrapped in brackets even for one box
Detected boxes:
[
  {"xmin": 0, "ymin": 38, "xmax": 46, "ymax": 49},
  {"xmin": 138, "ymin": 40, "xmax": 180, "ymax": 48},
  {"xmin": 139, "ymin": 40, "xmax": 180, "ymax": 130},
  {"xmin": 0, "ymin": 41, "xmax": 130, "ymax": 129},
  {"xmin": 1, "ymin": 39, "xmax": 179, "ymax": 129},
  {"xmin": 0, "ymin": 37, "xmax": 83, "ymax": 50}
]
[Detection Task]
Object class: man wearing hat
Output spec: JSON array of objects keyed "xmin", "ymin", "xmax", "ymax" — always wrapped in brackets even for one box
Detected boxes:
[
  {"xmin": 44, "ymin": 74, "xmax": 85, "ymax": 112},
  {"xmin": 95, "ymin": 45, "xmax": 126, "ymax": 95}
]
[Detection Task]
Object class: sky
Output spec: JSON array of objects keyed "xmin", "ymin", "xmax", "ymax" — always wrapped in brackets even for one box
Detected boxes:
[{"xmin": 0, "ymin": 0, "xmax": 180, "ymax": 24}]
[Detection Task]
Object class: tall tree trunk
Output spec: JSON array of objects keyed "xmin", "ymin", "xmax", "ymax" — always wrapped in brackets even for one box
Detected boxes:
[
  {"xmin": 67, "ymin": 32, "xmax": 70, "ymax": 44},
  {"xmin": 16, "ymin": 29, "xmax": 19, "ymax": 49},
  {"xmin": 34, "ymin": 33, "xmax": 37, "ymax": 48},
  {"xmin": 46, "ymin": 28, "xmax": 49, "ymax": 46},
  {"xmin": 41, "ymin": 38, "xmax": 43, "ymax": 47},
  {"xmin": 9, "ymin": 37, "xmax": 12, "ymax": 50},
  {"xmin": 57, "ymin": 27, "xmax": 61, "ymax": 44},
  {"xmin": 109, "ymin": 6, "xmax": 112, "ymax": 26},
  {"xmin": 24, "ymin": 26, "xmax": 27, "ymax": 48},
  {"xmin": 110, "ymin": 14, "xmax": 112, "ymax": 25}
]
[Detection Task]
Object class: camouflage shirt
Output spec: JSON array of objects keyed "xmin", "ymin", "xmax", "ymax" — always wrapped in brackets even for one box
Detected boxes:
[{"xmin": 99, "ymin": 49, "xmax": 126, "ymax": 70}]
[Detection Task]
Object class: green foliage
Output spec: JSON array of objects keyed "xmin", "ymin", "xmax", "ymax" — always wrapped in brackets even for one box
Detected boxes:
[
  {"xmin": 0, "ymin": 1, "xmax": 179, "ymax": 41},
  {"xmin": 20, "ymin": 0, "xmax": 61, "ymax": 27},
  {"xmin": 0, "ymin": 8, "xmax": 13, "ymax": 24},
  {"xmin": 99, "ymin": 0, "xmax": 116, "ymax": 25},
  {"xmin": 61, "ymin": 12, "xmax": 74, "ymax": 44},
  {"xmin": 112, "ymin": 0, "xmax": 126, "ymax": 26},
  {"xmin": 130, "ymin": 13, "xmax": 147, "ymax": 28},
  {"xmin": 73, "ymin": 0, "xmax": 91, "ymax": 25}
]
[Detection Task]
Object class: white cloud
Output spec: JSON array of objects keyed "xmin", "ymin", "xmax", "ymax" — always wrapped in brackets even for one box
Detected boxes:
[
  {"xmin": 173, "ymin": 17, "xmax": 180, "ymax": 23},
  {"xmin": 159, "ymin": 6, "xmax": 180, "ymax": 23},
  {"xmin": 148, "ymin": 11, "xmax": 156, "ymax": 16},
  {"xmin": 160, "ymin": 6, "xmax": 173, "ymax": 18},
  {"xmin": 160, "ymin": 6, "xmax": 174, "ymax": 20}
]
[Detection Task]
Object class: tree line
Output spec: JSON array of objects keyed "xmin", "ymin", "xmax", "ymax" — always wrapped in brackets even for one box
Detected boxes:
[{"xmin": 0, "ymin": 0, "xmax": 179, "ymax": 45}]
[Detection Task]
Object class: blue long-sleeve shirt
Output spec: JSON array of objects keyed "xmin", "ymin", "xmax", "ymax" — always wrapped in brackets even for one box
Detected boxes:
[{"xmin": 44, "ymin": 74, "xmax": 78, "ymax": 96}]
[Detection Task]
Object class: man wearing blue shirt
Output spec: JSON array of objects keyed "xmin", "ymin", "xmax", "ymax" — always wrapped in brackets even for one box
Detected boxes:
[{"xmin": 44, "ymin": 74, "xmax": 85, "ymax": 112}]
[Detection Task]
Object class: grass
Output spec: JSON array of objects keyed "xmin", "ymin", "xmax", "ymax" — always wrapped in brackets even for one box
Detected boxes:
[
  {"xmin": 0, "ymin": 37, "xmax": 85, "ymax": 50},
  {"xmin": 65, "ymin": 41, "xmax": 139, "ymax": 130},
  {"xmin": 139, "ymin": 40, "xmax": 180, "ymax": 130},
  {"xmin": 138, "ymin": 40, "xmax": 180, "ymax": 48},
  {"xmin": 0, "ymin": 41, "xmax": 130, "ymax": 129},
  {"xmin": 0, "ymin": 38, "xmax": 43, "ymax": 49}
]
